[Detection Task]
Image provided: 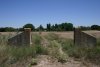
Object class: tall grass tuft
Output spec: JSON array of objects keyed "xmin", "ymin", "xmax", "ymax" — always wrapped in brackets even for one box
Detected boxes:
[
  {"xmin": 0, "ymin": 33, "xmax": 49, "ymax": 66},
  {"xmin": 34, "ymin": 45, "xmax": 48, "ymax": 55},
  {"xmin": 47, "ymin": 40, "xmax": 68, "ymax": 63},
  {"xmin": 32, "ymin": 34, "xmax": 42, "ymax": 45},
  {"xmin": 8, "ymin": 46, "xmax": 36, "ymax": 62}
]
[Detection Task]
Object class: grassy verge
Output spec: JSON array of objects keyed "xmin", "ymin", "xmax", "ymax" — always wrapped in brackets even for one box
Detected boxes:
[
  {"xmin": 48, "ymin": 40, "xmax": 68, "ymax": 63},
  {"xmin": 44, "ymin": 33, "xmax": 68, "ymax": 63},
  {"xmin": 0, "ymin": 32, "xmax": 100, "ymax": 66},
  {"xmin": 0, "ymin": 33, "xmax": 47, "ymax": 67},
  {"xmin": 46, "ymin": 33, "xmax": 100, "ymax": 64}
]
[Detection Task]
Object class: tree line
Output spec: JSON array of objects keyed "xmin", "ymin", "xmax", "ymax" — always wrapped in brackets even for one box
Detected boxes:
[
  {"xmin": 0, "ymin": 22, "xmax": 100, "ymax": 32},
  {"xmin": 79, "ymin": 25, "xmax": 100, "ymax": 31}
]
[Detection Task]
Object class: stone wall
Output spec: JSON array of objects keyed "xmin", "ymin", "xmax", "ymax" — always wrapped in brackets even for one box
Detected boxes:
[
  {"xmin": 8, "ymin": 28, "xmax": 32, "ymax": 46},
  {"xmin": 74, "ymin": 29, "xmax": 97, "ymax": 47}
]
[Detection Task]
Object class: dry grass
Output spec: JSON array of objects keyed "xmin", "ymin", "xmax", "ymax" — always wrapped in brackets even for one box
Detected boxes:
[{"xmin": 0, "ymin": 31, "xmax": 100, "ymax": 67}]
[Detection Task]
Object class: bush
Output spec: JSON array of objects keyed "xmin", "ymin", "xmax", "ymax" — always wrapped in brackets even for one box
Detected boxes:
[
  {"xmin": 0, "ymin": 44, "xmax": 48, "ymax": 66},
  {"xmin": 97, "ymin": 38, "xmax": 100, "ymax": 46},
  {"xmin": 64, "ymin": 39, "xmax": 100, "ymax": 64},
  {"xmin": 58, "ymin": 38, "xmax": 73, "ymax": 51},
  {"xmin": 35, "ymin": 45, "xmax": 48, "ymax": 55},
  {"xmin": 0, "ymin": 45, "xmax": 9, "ymax": 66},
  {"xmin": 29, "ymin": 58, "xmax": 38, "ymax": 66},
  {"xmin": 8, "ymin": 46, "xmax": 36, "ymax": 63},
  {"xmin": 86, "ymin": 47, "xmax": 100, "ymax": 64},
  {"xmin": 47, "ymin": 40, "xmax": 68, "ymax": 63},
  {"xmin": 32, "ymin": 34, "xmax": 42, "ymax": 45}
]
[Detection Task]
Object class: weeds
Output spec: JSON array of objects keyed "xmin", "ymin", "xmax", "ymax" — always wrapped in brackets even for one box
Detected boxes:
[
  {"xmin": 8, "ymin": 46, "xmax": 36, "ymax": 61},
  {"xmin": 32, "ymin": 34, "xmax": 42, "ymax": 45},
  {"xmin": 34, "ymin": 45, "xmax": 48, "ymax": 55},
  {"xmin": 47, "ymin": 40, "xmax": 68, "ymax": 63},
  {"xmin": 30, "ymin": 58, "xmax": 38, "ymax": 65},
  {"xmin": 0, "ymin": 32, "xmax": 100, "ymax": 66}
]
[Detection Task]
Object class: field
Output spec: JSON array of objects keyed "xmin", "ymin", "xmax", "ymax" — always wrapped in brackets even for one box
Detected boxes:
[{"xmin": 0, "ymin": 31, "xmax": 100, "ymax": 67}]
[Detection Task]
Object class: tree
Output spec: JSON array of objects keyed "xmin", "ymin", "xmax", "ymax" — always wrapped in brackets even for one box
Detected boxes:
[
  {"xmin": 0, "ymin": 27, "xmax": 16, "ymax": 32},
  {"xmin": 0, "ymin": 27, "xmax": 6, "ymax": 32},
  {"xmin": 38, "ymin": 25, "xmax": 44, "ymax": 31},
  {"xmin": 23, "ymin": 23, "xmax": 35, "ymax": 31},
  {"xmin": 18, "ymin": 28, "xmax": 23, "ymax": 31},
  {"xmin": 47, "ymin": 23, "xmax": 51, "ymax": 31},
  {"xmin": 79, "ymin": 26, "xmax": 91, "ymax": 30},
  {"xmin": 91, "ymin": 25, "xmax": 100, "ymax": 30},
  {"xmin": 66, "ymin": 23, "xmax": 73, "ymax": 31},
  {"xmin": 51, "ymin": 25, "xmax": 55, "ymax": 31},
  {"xmin": 46, "ymin": 22, "xmax": 73, "ymax": 31},
  {"xmin": 60, "ymin": 23, "xmax": 73, "ymax": 31}
]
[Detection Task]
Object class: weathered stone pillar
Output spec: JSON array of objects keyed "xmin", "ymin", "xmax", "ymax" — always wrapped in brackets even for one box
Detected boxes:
[
  {"xmin": 74, "ymin": 28, "xmax": 81, "ymax": 46},
  {"xmin": 24, "ymin": 28, "xmax": 32, "ymax": 45},
  {"xmin": 74, "ymin": 28, "xmax": 96, "ymax": 47},
  {"xmin": 8, "ymin": 28, "xmax": 32, "ymax": 46}
]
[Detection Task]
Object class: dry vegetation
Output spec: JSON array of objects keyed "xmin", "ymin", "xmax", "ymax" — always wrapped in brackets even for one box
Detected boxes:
[{"xmin": 0, "ymin": 31, "xmax": 100, "ymax": 67}]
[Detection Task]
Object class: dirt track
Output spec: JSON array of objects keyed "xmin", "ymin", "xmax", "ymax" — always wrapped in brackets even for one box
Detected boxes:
[{"xmin": 32, "ymin": 55, "xmax": 99, "ymax": 67}]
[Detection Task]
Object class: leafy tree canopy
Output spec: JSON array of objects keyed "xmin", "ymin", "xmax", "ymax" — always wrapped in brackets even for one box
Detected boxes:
[{"xmin": 23, "ymin": 23, "xmax": 35, "ymax": 31}]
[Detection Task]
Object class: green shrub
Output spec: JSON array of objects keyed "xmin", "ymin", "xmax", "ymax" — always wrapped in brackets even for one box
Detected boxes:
[
  {"xmin": 0, "ymin": 45, "xmax": 9, "ymax": 66},
  {"xmin": 86, "ymin": 47, "xmax": 100, "ymax": 63},
  {"xmin": 35, "ymin": 45, "xmax": 48, "ymax": 55},
  {"xmin": 64, "ymin": 40, "xmax": 100, "ymax": 64},
  {"xmin": 59, "ymin": 38, "xmax": 73, "ymax": 51},
  {"xmin": 28, "ymin": 58, "xmax": 38, "ymax": 67},
  {"xmin": 7, "ymin": 46, "xmax": 36, "ymax": 63},
  {"xmin": 0, "ymin": 44, "xmax": 47, "ymax": 66},
  {"xmin": 97, "ymin": 38, "xmax": 100, "ymax": 46},
  {"xmin": 32, "ymin": 34, "xmax": 42, "ymax": 45},
  {"xmin": 48, "ymin": 40, "xmax": 68, "ymax": 63},
  {"xmin": 0, "ymin": 35, "xmax": 8, "ymax": 45},
  {"xmin": 30, "ymin": 58, "xmax": 38, "ymax": 65},
  {"xmin": 67, "ymin": 47, "xmax": 88, "ymax": 58}
]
